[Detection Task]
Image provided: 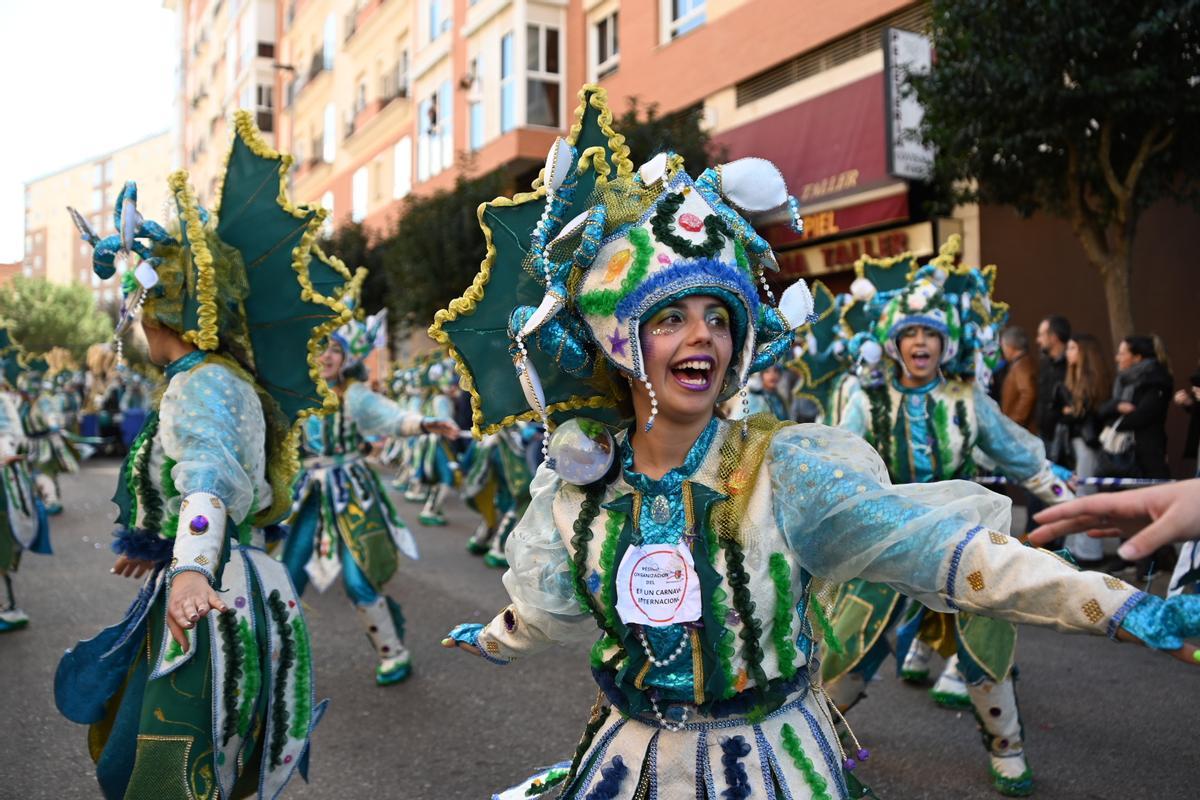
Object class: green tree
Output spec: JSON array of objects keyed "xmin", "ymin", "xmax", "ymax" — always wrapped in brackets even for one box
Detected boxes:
[
  {"xmin": 320, "ymin": 222, "xmax": 391, "ymax": 312},
  {"xmin": 912, "ymin": 0, "xmax": 1200, "ymax": 344},
  {"xmin": 615, "ymin": 98, "xmax": 725, "ymax": 173},
  {"xmin": 0, "ymin": 277, "xmax": 114, "ymax": 359},
  {"xmin": 376, "ymin": 168, "xmax": 510, "ymax": 334}
]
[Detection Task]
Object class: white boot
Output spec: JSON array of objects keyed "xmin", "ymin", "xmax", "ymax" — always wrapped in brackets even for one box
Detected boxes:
[
  {"xmin": 466, "ymin": 520, "xmax": 496, "ymax": 555},
  {"xmin": 483, "ymin": 510, "xmax": 517, "ymax": 568},
  {"xmin": 0, "ymin": 575, "xmax": 28, "ymax": 632},
  {"xmin": 967, "ymin": 676, "xmax": 1032, "ymax": 797},
  {"xmin": 900, "ymin": 638, "xmax": 933, "ymax": 683},
  {"xmin": 35, "ymin": 473, "xmax": 61, "ymax": 514},
  {"xmin": 418, "ymin": 484, "xmax": 448, "ymax": 526},
  {"xmin": 929, "ymin": 653, "xmax": 971, "ymax": 708},
  {"xmin": 356, "ymin": 597, "xmax": 411, "ymax": 686}
]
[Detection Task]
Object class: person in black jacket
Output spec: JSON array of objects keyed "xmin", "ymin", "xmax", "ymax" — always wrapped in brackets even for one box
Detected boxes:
[
  {"xmin": 1099, "ymin": 335, "xmax": 1174, "ymax": 480},
  {"xmin": 1035, "ymin": 314, "xmax": 1071, "ymax": 444},
  {"xmin": 1174, "ymin": 356, "xmax": 1200, "ymax": 478}
]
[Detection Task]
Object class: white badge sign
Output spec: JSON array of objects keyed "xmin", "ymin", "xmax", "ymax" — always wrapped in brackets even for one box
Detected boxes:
[{"xmin": 615, "ymin": 543, "xmax": 702, "ymax": 628}]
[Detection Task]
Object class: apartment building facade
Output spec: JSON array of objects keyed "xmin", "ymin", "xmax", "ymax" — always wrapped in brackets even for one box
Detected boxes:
[
  {"xmin": 22, "ymin": 132, "xmax": 173, "ymax": 304},
  {"xmin": 257, "ymin": 0, "xmax": 944, "ymax": 272},
  {"xmin": 167, "ymin": 0, "xmax": 281, "ymax": 206}
]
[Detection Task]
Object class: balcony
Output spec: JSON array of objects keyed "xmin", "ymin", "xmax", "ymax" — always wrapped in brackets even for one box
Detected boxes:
[{"xmin": 379, "ymin": 69, "xmax": 409, "ymax": 107}]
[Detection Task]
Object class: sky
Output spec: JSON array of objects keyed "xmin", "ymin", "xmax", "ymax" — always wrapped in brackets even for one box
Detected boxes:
[{"xmin": 0, "ymin": 0, "xmax": 177, "ymax": 262}]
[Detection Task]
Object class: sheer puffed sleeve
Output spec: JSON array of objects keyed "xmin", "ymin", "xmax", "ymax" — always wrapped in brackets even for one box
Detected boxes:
[
  {"xmin": 771, "ymin": 423, "xmax": 1010, "ymax": 609},
  {"xmin": 343, "ymin": 381, "xmax": 424, "ymax": 437},
  {"xmin": 838, "ymin": 383, "xmax": 871, "ymax": 436},
  {"xmin": 769, "ymin": 424, "xmax": 1156, "ymax": 639},
  {"xmin": 973, "ymin": 384, "xmax": 1073, "ymax": 504},
  {"xmin": 159, "ymin": 363, "xmax": 270, "ymax": 524},
  {"xmin": 474, "ymin": 464, "xmax": 594, "ymax": 662}
]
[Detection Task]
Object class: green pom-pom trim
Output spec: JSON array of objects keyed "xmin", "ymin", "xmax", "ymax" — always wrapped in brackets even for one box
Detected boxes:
[
  {"xmin": 702, "ymin": 518, "xmax": 737, "ymax": 696},
  {"xmin": 237, "ymin": 616, "xmax": 260, "ymax": 736},
  {"xmin": 767, "ymin": 553, "xmax": 798, "ymax": 679},
  {"xmin": 781, "ymin": 723, "xmax": 833, "ymax": 800},
  {"xmin": 807, "ymin": 592, "xmax": 845, "ymax": 655},
  {"xmin": 289, "ymin": 616, "xmax": 313, "ymax": 739},
  {"xmin": 588, "ymin": 509, "xmax": 625, "ymax": 669},
  {"xmin": 218, "ymin": 610, "xmax": 243, "ymax": 746}
]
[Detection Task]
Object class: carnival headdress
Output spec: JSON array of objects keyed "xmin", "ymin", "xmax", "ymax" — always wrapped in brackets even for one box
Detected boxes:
[
  {"xmin": 328, "ymin": 265, "xmax": 387, "ymax": 374},
  {"xmin": 431, "ymin": 85, "xmax": 814, "ymax": 443},
  {"xmin": 799, "ymin": 235, "xmax": 1008, "ymax": 395},
  {"xmin": 67, "ymin": 111, "xmax": 353, "ymax": 524}
]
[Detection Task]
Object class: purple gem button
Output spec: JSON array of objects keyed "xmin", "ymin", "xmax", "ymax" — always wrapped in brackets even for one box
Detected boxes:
[
  {"xmin": 235, "ymin": 596, "xmax": 247, "ymax": 609},
  {"xmin": 189, "ymin": 515, "xmax": 210, "ymax": 534}
]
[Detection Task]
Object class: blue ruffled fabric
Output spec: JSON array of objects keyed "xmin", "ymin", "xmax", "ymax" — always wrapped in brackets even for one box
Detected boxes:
[
  {"xmin": 583, "ymin": 756, "xmax": 628, "ymax": 800},
  {"xmin": 720, "ymin": 735, "xmax": 753, "ymax": 800},
  {"xmin": 110, "ymin": 528, "xmax": 174, "ymax": 563},
  {"xmin": 1118, "ymin": 593, "xmax": 1200, "ymax": 650}
]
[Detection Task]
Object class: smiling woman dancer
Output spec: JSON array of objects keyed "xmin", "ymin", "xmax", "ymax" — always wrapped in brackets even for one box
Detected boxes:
[
  {"xmin": 435, "ymin": 86, "xmax": 1200, "ymax": 800},
  {"xmin": 55, "ymin": 114, "xmax": 346, "ymax": 800}
]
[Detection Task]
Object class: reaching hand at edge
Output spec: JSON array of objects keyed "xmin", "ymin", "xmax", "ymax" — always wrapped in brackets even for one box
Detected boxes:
[{"xmin": 1027, "ymin": 479, "xmax": 1200, "ymax": 561}]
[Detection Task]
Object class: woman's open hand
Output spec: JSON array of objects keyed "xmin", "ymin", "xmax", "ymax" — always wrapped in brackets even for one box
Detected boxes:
[{"xmin": 167, "ymin": 571, "xmax": 228, "ymax": 653}]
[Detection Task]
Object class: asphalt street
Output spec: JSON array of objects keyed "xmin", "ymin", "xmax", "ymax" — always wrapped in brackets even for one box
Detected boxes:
[{"xmin": 1, "ymin": 460, "xmax": 1196, "ymax": 799}]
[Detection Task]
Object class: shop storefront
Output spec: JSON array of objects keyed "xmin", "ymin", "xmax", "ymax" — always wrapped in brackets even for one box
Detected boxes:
[{"xmin": 713, "ymin": 47, "xmax": 951, "ymax": 293}]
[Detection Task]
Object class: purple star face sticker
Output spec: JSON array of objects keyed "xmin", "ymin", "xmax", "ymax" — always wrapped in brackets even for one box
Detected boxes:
[{"xmin": 607, "ymin": 329, "xmax": 629, "ymax": 356}]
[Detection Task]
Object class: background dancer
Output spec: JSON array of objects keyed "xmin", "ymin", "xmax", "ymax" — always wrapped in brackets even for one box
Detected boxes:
[{"xmin": 280, "ymin": 286, "xmax": 458, "ymax": 686}]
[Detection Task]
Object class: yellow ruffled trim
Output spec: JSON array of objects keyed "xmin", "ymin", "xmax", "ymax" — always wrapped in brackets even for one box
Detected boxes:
[
  {"xmin": 429, "ymin": 86, "xmax": 629, "ymax": 438},
  {"xmin": 168, "ymin": 171, "xmax": 220, "ymax": 351}
]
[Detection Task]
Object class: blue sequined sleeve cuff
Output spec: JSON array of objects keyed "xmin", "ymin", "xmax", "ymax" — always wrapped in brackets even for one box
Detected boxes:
[
  {"xmin": 448, "ymin": 622, "xmax": 511, "ymax": 666},
  {"xmin": 1117, "ymin": 592, "xmax": 1200, "ymax": 650}
]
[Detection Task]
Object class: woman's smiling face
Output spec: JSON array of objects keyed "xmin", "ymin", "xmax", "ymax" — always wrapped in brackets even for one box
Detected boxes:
[{"xmin": 636, "ymin": 294, "xmax": 735, "ymax": 424}]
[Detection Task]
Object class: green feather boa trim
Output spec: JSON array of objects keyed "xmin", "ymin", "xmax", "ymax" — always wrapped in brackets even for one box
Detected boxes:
[{"xmin": 768, "ymin": 553, "xmax": 798, "ymax": 680}]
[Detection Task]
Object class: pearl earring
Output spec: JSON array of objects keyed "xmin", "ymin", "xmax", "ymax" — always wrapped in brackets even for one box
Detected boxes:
[{"xmin": 642, "ymin": 376, "xmax": 658, "ymax": 432}]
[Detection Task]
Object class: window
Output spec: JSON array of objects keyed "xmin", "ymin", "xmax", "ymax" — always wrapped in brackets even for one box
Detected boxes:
[
  {"xmin": 352, "ymin": 167, "xmax": 368, "ymax": 223},
  {"xmin": 593, "ymin": 11, "xmax": 619, "ymax": 79},
  {"xmin": 428, "ymin": 0, "xmax": 449, "ymax": 42},
  {"xmin": 526, "ymin": 24, "xmax": 562, "ymax": 128},
  {"xmin": 93, "ymin": 163, "xmax": 105, "ymax": 187},
  {"xmin": 323, "ymin": 103, "xmax": 337, "ymax": 162},
  {"xmin": 92, "ymin": 187, "xmax": 104, "ymax": 212},
  {"xmin": 323, "ymin": 14, "xmax": 336, "ymax": 69},
  {"xmin": 500, "ymin": 32, "xmax": 515, "ymax": 133},
  {"xmin": 354, "ymin": 79, "xmax": 367, "ymax": 114},
  {"xmin": 321, "ymin": 191, "xmax": 335, "ymax": 236},
  {"xmin": 468, "ymin": 56, "xmax": 484, "ymax": 151},
  {"xmin": 438, "ymin": 80, "xmax": 453, "ymax": 172},
  {"xmin": 393, "ymin": 136, "xmax": 412, "ymax": 198},
  {"xmin": 417, "ymin": 94, "xmax": 434, "ymax": 181},
  {"xmin": 256, "ymin": 84, "xmax": 274, "ymax": 110},
  {"xmin": 665, "ymin": 0, "xmax": 705, "ymax": 40}
]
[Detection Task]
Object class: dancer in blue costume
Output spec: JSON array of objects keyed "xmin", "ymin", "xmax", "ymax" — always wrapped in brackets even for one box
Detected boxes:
[
  {"xmin": 55, "ymin": 113, "xmax": 346, "ymax": 799},
  {"xmin": 0, "ymin": 330, "xmax": 50, "ymax": 633},
  {"xmin": 412, "ymin": 359, "xmax": 460, "ymax": 525},
  {"xmin": 280, "ymin": 290, "xmax": 458, "ymax": 685},
  {"xmin": 434, "ymin": 85, "xmax": 1200, "ymax": 800},
  {"xmin": 462, "ymin": 423, "xmax": 537, "ymax": 568},
  {"xmin": 804, "ymin": 240, "xmax": 1075, "ymax": 796}
]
